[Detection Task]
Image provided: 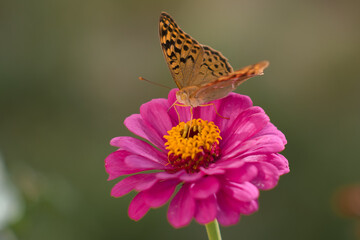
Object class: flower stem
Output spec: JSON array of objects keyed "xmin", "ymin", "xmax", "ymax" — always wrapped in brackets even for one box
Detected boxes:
[{"xmin": 205, "ymin": 220, "xmax": 222, "ymax": 240}]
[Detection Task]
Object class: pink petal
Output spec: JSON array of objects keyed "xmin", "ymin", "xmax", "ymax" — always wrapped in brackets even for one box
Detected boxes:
[
  {"xmin": 221, "ymin": 107, "xmax": 269, "ymax": 150},
  {"xmin": 218, "ymin": 154, "xmax": 269, "ymax": 166},
  {"xmin": 223, "ymin": 182, "xmax": 259, "ymax": 202},
  {"xmin": 179, "ymin": 171, "xmax": 204, "ymax": 182},
  {"xmin": 199, "ymin": 167, "xmax": 225, "ymax": 175},
  {"xmin": 167, "ymin": 89, "xmax": 178, "ymax": 105},
  {"xmin": 168, "ymin": 183, "xmax": 195, "ymax": 228},
  {"xmin": 110, "ymin": 173, "xmax": 158, "ymax": 197},
  {"xmin": 217, "ymin": 153, "xmax": 288, "ymax": 183},
  {"xmin": 143, "ymin": 179, "xmax": 179, "ymax": 208},
  {"xmin": 215, "ymin": 156, "xmax": 248, "ymax": 169},
  {"xmin": 156, "ymin": 170, "xmax": 186, "ymax": 180},
  {"xmin": 225, "ymin": 164, "xmax": 258, "ymax": 183},
  {"xmin": 194, "ymin": 195, "xmax": 217, "ymax": 224},
  {"xmin": 221, "ymin": 106, "xmax": 263, "ymax": 136},
  {"xmin": 268, "ymin": 153, "xmax": 289, "ymax": 175},
  {"xmin": 216, "ymin": 154, "xmax": 267, "ymax": 169},
  {"xmin": 223, "ymin": 135, "xmax": 285, "ymax": 160},
  {"xmin": 124, "ymin": 155, "xmax": 165, "ymax": 170},
  {"xmin": 251, "ymin": 162, "xmax": 280, "ymax": 190},
  {"xmin": 189, "ymin": 176, "xmax": 220, "ymax": 199},
  {"xmin": 232, "ymin": 111, "xmax": 269, "ymax": 137},
  {"xmin": 214, "ymin": 93, "xmax": 253, "ymax": 131},
  {"xmin": 124, "ymin": 114, "xmax": 166, "ymax": 150},
  {"xmin": 238, "ymin": 200, "xmax": 259, "ymax": 215},
  {"xmin": 216, "ymin": 189, "xmax": 259, "ymax": 218},
  {"xmin": 253, "ymin": 122, "xmax": 287, "ymax": 145},
  {"xmin": 105, "ymin": 151, "xmax": 146, "ymax": 180},
  {"xmin": 216, "ymin": 191, "xmax": 241, "ymax": 226},
  {"xmin": 140, "ymin": 98, "xmax": 174, "ymax": 139},
  {"xmin": 110, "ymin": 136, "xmax": 167, "ymax": 164},
  {"xmin": 156, "ymin": 170, "xmax": 204, "ymax": 183},
  {"xmin": 128, "ymin": 192, "xmax": 150, "ymax": 221},
  {"xmin": 193, "ymin": 101, "xmax": 221, "ymax": 121}
]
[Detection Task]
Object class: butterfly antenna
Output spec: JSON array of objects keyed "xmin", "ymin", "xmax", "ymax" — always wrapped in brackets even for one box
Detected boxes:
[{"xmin": 138, "ymin": 77, "xmax": 172, "ymax": 89}]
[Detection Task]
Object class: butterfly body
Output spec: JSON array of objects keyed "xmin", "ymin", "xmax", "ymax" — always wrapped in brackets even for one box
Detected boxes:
[{"xmin": 159, "ymin": 12, "xmax": 269, "ymax": 108}]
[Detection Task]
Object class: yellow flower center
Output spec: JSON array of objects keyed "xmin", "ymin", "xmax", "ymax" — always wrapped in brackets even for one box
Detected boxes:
[{"xmin": 164, "ymin": 119, "xmax": 222, "ymax": 173}]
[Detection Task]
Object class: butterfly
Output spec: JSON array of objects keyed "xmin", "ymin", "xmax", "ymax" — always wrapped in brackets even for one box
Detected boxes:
[{"xmin": 159, "ymin": 12, "xmax": 269, "ymax": 108}]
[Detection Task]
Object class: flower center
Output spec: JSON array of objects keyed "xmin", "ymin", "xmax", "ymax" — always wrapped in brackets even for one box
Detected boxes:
[{"xmin": 164, "ymin": 119, "xmax": 222, "ymax": 173}]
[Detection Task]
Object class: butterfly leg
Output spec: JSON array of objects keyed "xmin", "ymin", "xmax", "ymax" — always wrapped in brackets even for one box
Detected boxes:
[
  {"xmin": 172, "ymin": 103, "xmax": 193, "ymax": 124},
  {"xmin": 187, "ymin": 107, "xmax": 194, "ymax": 138},
  {"xmin": 170, "ymin": 103, "xmax": 196, "ymax": 138},
  {"xmin": 173, "ymin": 104, "xmax": 181, "ymax": 123},
  {"xmin": 168, "ymin": 100, "xmax": 182, "ymax": 123},
  {"xmin": 172, "ymin": 104, "xmax": 194, "ymax": 137},
  {"xmin": 168, "ymin": 100, "xmax": 179, "ymax": 112},
  {"xmin": 200, "ymin": 103, "xmax": 229, "ymax": 120}
]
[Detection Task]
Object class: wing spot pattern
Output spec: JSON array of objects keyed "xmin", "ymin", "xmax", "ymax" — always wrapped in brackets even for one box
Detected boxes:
[
  {"xmin": 159, "ymin": 12, "xmax": 268, "ymax": 106},
  {"xmin": 202, "ymin": 46, "xmax": 232, "ymax": 73}
]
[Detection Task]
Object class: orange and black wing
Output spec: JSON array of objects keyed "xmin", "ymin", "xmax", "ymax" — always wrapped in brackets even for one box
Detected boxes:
[
  {"xmin": 159, "ymin": 12, "xmax": 204, "ymax": 89},
  {"xmin": 191, "ymin": 61, "xmax": 269, "ymax": 105}
]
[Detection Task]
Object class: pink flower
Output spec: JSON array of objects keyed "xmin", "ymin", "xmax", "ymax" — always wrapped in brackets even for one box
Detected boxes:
[{"xmin": 105, "ymin": 89, "xmax": 289, "ymax": 228}]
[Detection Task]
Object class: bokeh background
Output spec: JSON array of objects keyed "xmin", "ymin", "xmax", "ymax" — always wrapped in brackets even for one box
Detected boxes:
[{"xmin": 1, "ymin": 0, "xmax": 360, "ymax": 239}]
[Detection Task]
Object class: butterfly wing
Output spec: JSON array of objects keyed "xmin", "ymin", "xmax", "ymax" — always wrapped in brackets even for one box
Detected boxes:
[
  {"xmin": 191, "ymin": 45, "xmax": 234, "ymax": 85},
  {"xmin": 189, "ymin": 61, "xmax": 269, "ymax": 105},
  {"xmin": 159, "ymin": 13, "xmax": 269, "ymax": 107},
  {"xmin": 159, "ymin": 12, "xmax": 205, "ymax": 89},
  {"xmin": 159, "ymin": 13, "xmax": 234, "ymax": 88}
]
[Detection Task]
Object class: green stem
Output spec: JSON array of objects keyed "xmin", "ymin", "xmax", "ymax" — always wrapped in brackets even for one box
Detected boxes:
[{"xmin": 205, "ymin": 219, "xmax": 222, "ymax": 240}]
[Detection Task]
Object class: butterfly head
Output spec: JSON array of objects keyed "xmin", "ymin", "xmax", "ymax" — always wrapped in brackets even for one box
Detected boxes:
[{"xmin": 176, "ymin": 87, "xmax": 201, "ymax": 108}]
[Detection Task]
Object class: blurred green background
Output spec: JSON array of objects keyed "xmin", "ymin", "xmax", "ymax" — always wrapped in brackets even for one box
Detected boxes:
[{"xmin": 1, "ymin": 0, "xmax": 360, "ymax": 239}]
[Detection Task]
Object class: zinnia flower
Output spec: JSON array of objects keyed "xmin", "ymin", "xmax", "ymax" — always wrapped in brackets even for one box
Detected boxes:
[{"xmin": 105, "ymin": 89, "xmax": 289, "ymax": 228}]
